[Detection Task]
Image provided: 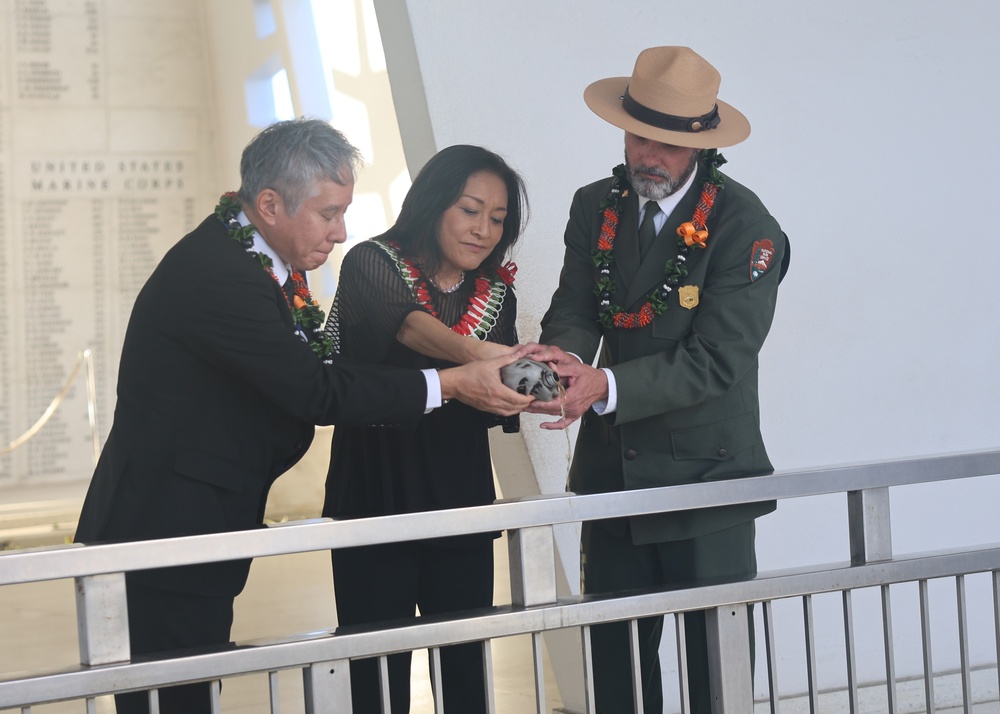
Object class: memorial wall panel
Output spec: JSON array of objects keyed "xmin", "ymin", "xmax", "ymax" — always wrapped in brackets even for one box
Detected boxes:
[{"xmin": 1, "ymin": 0, "xmax": 216, "ymax": 485}]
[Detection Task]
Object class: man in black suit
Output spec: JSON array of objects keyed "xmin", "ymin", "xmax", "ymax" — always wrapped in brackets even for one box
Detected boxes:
[{"xmin": 73, "ymin": 118, "xmax": 533, "ymax": 714}]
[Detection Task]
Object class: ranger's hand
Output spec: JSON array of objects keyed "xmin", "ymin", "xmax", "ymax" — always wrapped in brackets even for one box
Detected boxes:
[{"xmin": 522, "ymin": 345, "xmax": 609, "ymax": 430}]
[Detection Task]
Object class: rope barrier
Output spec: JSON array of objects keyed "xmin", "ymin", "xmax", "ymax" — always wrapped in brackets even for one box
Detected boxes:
[{"xmin": 1, "ymin": 349, "xmax": 100, "ymax": 466}]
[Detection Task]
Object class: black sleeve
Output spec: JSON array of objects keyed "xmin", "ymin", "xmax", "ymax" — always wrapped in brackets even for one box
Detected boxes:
[
  {"xmin": 149, "ymin": 231, "xmax": 426, "ymax": 429},
  {"xmin": 325, "ymin": 241, "xmax": 427, "ymax": 363}
]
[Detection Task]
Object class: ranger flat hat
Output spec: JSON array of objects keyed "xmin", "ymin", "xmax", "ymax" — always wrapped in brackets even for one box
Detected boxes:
[{"xmin": 584, "ymin": 46, "xmax": 750, "ymax": 149}]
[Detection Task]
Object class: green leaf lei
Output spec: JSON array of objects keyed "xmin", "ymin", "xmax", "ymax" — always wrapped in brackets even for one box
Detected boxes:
[
  {"xmin": 593, "ymin": 150, "xmax": 727, "ymax": 329},
  {"xmin": 215, "ymin": 192, "xmax": 335, "ymax": 362}
]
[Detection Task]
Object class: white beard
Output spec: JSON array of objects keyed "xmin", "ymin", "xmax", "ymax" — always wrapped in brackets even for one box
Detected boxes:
[{"xmin": 626, "ymin": 153, "xmax": 698, "ymax": 200}]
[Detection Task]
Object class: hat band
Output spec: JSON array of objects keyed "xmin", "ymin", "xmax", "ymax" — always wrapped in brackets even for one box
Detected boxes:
[{"xmin": 622, "ymin": 87, "xmax": 721, "ymax": 133}]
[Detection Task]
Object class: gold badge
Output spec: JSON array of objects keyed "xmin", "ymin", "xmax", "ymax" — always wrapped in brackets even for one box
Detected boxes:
[{"xmin": 678, "ymin": 285, "xmax": 699, "ymax": 309}]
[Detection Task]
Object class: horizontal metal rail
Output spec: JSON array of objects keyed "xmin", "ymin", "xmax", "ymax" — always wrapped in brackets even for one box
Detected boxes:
[
  {"xmin": 3, "ymin": 542, "xmax": 999, "ymax": 708},
  {"xmin": 2, "ymin": 447, "xmax": 999, "ymax": 712},
  {"xmin": 3, "ymin": 448, "xmax": 998, "ymax": 586}
]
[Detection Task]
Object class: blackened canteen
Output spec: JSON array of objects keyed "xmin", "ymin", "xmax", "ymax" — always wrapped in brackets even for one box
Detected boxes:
[{"xmin": 500, "ymin": 358, "xmax": 560, "ymax": 402}]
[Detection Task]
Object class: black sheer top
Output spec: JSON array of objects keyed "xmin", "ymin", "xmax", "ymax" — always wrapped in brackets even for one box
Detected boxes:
[{"xmin": 322, "ymin": 239, "xmax": 518, "ymax": 544}]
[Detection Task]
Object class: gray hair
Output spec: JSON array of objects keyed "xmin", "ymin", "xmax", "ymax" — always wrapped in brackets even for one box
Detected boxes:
[{"xmin": 237, "ymin": 117, "xmax": 363, "ymax": 215}]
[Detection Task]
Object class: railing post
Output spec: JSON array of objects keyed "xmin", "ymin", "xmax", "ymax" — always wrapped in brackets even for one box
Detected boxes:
[
  {"xmin": 74, "ymin": 572, "xmax": 130, "ymax": 665},
  {"xmin": 303, "ymin": 659, "xmax": 352, "ymax": 713},
  {"xmin": 507, "ymin": 525, "xmax": 558, "ymax": 607},
  {"xmin": 848, "ymin": 487, "xmax": 892, "ymax": 564},
  {"xmin": 705, "ymin": 604, "xmax": 753, "ymax": 713}
]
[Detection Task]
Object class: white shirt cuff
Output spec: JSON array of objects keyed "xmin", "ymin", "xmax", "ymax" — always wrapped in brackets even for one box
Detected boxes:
[
  {"xmin": 422, "ymin": 369, "xmax": 443, "ymax": 413},
  {"xmin": 592, "ymin": 367, "xmax": 618, "ymax": 414}
]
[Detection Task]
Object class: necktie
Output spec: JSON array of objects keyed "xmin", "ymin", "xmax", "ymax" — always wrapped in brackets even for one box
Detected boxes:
[
  {"xmin": 638, "ymin": 201, "xmax": 661, "ymax": 260},
  {"xmin": 282, "ymin": 276, "xmax": 295, "ymax": 305}
]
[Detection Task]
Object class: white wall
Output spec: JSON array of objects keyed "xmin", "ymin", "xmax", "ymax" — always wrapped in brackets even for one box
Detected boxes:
[{"xmin": 375, "ymin": 0, "xmax": 1000, "ymax": 701}]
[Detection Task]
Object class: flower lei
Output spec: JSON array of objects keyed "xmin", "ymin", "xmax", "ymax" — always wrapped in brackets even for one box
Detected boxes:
[
  {"xmin": 373, "ymin": 239, "xmax": 515, "ymax": 340},
  {"xmin": 214, "ymin": 192, "xmax": 335, "ymax": 359},
  {"xmin": 594, "ymin": 150, "xmax": 727, "ymax": 329}
]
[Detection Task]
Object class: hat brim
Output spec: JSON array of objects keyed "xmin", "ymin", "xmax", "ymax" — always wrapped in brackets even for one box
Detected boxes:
[{"xmin": 584, "ymin": 77, "xmax": 750, "ymax": 149}]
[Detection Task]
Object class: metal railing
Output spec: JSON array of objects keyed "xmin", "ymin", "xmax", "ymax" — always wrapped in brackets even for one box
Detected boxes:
[{"xmin": 1, "ymin": 448, "xmax": 999, "ymax": 713}]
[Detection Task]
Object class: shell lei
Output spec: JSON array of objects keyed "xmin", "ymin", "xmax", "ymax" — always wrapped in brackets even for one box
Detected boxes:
[
  {"xmin": 373, "ymin": 239, "xmax": 514, "ymax": 340},
  {"xmin": 214, "ymin": 192, "xmax": 334, "ymax": 359},
  {"xmin": 593, "ymin": 151, "xmax": 726, "ymax": 330}
]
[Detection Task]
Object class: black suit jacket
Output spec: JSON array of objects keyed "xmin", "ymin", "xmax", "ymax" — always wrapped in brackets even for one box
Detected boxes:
[{"xmin": 75, "ymin": 216, "xmax": 426, "ymax": 597}]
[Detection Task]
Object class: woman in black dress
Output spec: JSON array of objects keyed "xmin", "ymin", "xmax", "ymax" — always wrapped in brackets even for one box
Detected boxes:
[{"xmin": 323, "ymin": 145, "xmax": 528, "ymax": 713}]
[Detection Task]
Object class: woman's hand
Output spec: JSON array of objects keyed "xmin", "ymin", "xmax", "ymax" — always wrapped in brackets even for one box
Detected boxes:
[
  {"xmin": 398, "ymin": 310, "xmax": 516, "ymax": 364},
  {"xmin": 469, "ymin": 340, "xmax": 519, "ymax": 361}
]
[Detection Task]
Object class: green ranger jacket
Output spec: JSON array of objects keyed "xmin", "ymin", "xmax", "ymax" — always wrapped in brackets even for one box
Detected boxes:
[{"xmin": 540, "ymin": 160, "xmax": 788, "ymax": 543}]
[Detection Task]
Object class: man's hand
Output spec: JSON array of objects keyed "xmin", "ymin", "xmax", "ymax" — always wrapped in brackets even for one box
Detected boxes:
[
  {"xmin": 523, "ymin": 344, "xmax": 609, "ymax": 430},
  {"xmin": 438, "ymin": 349, "xmax": 535, "ymax": 416},
  {"xmin": 522, "ymin": 344, "xmax": 584, "ymax": 376}
]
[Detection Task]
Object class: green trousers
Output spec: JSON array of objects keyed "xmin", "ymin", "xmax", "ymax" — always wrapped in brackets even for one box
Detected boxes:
[{"xmin": 582, "ymin": 519, "xmax": 757, "ymax": 714}]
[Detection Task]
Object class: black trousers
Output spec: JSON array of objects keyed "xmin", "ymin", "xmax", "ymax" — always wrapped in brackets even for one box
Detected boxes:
[
  {"xmin": 114, "ymin": 576, "xmax": 234, "ymax": 714},
  {"xmin": 582, "ymin": 519, "xmax": 757, "ymax": 714},
  {"xmin": 331, "ymin": 539, "xmax": 494, "ymax": 713}
]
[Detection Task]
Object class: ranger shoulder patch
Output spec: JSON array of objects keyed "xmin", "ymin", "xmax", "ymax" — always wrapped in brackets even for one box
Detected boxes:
[{"xmin": 750, "ymin": 239, "xmax": 775, "ymax": 282}]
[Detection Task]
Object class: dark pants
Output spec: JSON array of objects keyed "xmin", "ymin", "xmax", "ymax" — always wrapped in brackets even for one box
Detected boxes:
[
  {"xmin": 114, "ymin": 577, "xmax": 234, "ymax": 714},
  {"xmin": 583, "ymin": 520, "xmax": 757, "ymax": 714},
  {"xmin": 332, "ymin": 539, "xmax": 494, "ymax": 713}
]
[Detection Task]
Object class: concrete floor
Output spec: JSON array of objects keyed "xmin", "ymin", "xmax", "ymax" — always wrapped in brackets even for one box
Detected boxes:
[{"xmin": 0, "ymin": 538, "xmax": 563, "ymax": 713}]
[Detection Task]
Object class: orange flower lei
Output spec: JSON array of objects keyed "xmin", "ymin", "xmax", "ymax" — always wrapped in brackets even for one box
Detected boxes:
[
  {"xmin": 374, "ymin": 239, "xmax": 515, "ymax": 340},
  {"xmin": 214, "ymin": 192, "xmax": 334, "ymax": 358},
  {"xmin": 594, "ymin": 152, "xmax": 725, "ymax": 329}
]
